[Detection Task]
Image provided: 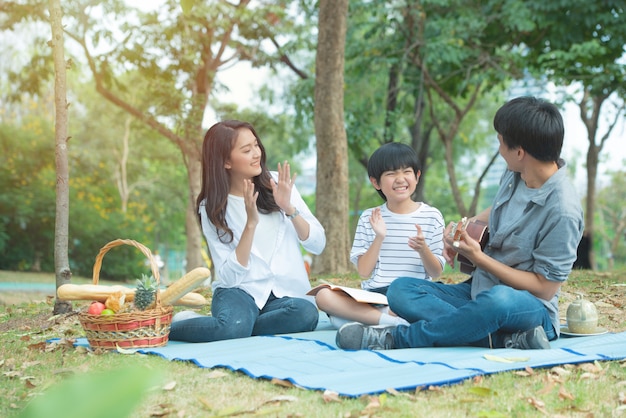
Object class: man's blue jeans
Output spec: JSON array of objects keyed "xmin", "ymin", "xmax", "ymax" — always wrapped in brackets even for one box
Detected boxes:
[
  {"xmin": 386, "ymin": 277, "xmax": 556, "ymax": 348},
  {"xmin": 169, "ymin": 287, "xmax": 319, "ymax": 343}
]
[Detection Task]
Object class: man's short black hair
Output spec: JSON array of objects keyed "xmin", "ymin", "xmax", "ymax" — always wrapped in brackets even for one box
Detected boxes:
[
  {"xmin": 493, "ymin": 96, "xmax": 564, "ymax": 162},
  {"xmin": 367, "ymin": 142, "xmax": 421, "ymax": 201}
]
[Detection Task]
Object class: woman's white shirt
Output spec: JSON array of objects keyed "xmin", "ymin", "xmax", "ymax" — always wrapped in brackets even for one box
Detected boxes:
[{"xmin": 199, "ymin": 172, "xmax": 325, "ymax": 308}]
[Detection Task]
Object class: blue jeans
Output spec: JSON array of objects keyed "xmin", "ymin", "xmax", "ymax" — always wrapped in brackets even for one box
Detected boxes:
[
  {"xmin": 386, "ymin": 277, "xmax": 556, "ymax": 348},
  {"xmin": 169, "ymin": 287, "xmax": 319, "ymax": 343}
]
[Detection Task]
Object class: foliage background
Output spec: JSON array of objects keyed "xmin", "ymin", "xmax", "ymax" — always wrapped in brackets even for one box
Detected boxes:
[{"xmin": 0, "ymin": 0, "xmax": 625, "ymax": 276}]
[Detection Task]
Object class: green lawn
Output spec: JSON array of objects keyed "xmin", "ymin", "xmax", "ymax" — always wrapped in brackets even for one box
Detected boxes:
[{"xmin": 1, "ymin": 269, "xmax": 625, "ymax": 417}]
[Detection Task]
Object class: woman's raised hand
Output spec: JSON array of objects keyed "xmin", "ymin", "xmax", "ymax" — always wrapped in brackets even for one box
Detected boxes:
[
  {"xmin": 243, "ymin": 179, "xmax": 259, "ymax": 226},
  {"xmin": 272, "ymin": 161, "xmax": 297, "ymax": 212}
]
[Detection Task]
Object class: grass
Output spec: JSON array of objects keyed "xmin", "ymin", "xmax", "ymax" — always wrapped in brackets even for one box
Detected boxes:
[{"xmin": 1, "ymin": 269, "xmax": 625, "ymax": 417}]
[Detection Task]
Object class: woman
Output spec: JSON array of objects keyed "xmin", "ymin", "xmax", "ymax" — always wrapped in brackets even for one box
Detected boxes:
[{"xmin": 169, "ymin": 120, "xmax": 325, "ymax": 343}]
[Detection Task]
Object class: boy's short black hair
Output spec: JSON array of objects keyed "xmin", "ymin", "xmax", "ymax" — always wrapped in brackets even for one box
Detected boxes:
[
  {"xmin": 493, "ymin": 96, "xmax": 564, "ymax": 162},
  {"xmin": 367, "ymin": 142, "xmax": 421, "ymax": 200}
]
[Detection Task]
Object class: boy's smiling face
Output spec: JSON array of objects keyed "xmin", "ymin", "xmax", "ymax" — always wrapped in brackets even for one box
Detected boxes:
[{"xmin": 370, "ymin": 167, "xmax": 420, "ymax": 202}]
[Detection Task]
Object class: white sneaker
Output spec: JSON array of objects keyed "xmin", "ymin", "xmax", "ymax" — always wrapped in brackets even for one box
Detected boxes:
[
  {"xmin": 329, "ymin": 315, "xmax": 353, "ymax": 329},
  {"xmin": 172, "ymin": 311, "xmax": 203, "ymax": 323}
]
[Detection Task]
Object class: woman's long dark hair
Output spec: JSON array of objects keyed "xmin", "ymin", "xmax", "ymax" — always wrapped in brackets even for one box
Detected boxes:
[{"xmin": 197, "ymin": 120, "xmax": 280, "ymax": 243}]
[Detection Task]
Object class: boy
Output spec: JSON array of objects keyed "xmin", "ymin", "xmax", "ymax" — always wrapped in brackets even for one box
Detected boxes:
[{"xmin": 315, "ymin": 142, "xmax": 445, "ymax": 328}]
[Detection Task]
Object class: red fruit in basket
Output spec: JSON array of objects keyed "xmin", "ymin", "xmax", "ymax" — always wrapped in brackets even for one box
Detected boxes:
[{"xmin": 87, "ymin": 301, "xmax": 106, "ymax": 315}]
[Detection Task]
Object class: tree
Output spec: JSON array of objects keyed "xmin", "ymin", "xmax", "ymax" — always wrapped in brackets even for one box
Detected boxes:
[
  {"xmin": 339, "ymin": 1, "xmax": 521, "ymax": 218},
  {"xmin": 313, "ymin": 0, "xmax": 351, "ymax": 273},
  {"xmin": 49, "ymin": 0, "xmax": 72, "ymax": 314},
  {"xmin": 520, "ymin": 0, "xmax": 626, "ymax": 269},
  {"xmin": 2, "ymin": 0, "xmax": 316, "ymax": 273}
]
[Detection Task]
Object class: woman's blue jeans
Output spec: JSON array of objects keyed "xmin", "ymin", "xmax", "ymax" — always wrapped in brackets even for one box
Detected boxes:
[
  {"xmin": 169, "ymin": 287, "xmax": 319, "ymax": 343},
  {"xmin": 386, "ymin": 277, "xmax": 556, "ymax": 348}
]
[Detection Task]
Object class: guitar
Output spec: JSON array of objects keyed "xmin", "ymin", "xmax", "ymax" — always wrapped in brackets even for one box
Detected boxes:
[{"xmin": 450, "ymin": 219, "xmax": 489, "ymax": 274}]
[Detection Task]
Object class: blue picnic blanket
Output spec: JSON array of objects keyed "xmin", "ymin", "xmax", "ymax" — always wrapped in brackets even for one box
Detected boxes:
[{"xmin": 123, "ymin": 314, "xmax": 626, "ymax": 397}]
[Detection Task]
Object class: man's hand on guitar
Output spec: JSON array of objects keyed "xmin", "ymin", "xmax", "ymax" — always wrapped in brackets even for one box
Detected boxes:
[
  {"xmin": 443, "ymin": 222, "xmax": 459, "ymax": 267},
  {"xmin": 444, "ymin": 218, "xmax": 486, "ymax": 271}
]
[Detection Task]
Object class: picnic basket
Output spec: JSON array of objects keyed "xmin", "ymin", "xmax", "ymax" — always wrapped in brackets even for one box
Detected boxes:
[{"xmin": 78, "ymin": 239, "xmax": 173, "ymax": 349}]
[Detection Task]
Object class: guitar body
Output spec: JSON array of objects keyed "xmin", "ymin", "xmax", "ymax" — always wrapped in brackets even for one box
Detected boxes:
[{"xmin": 456, "ymin": 220, "xmax": 489, "ymax": 274}]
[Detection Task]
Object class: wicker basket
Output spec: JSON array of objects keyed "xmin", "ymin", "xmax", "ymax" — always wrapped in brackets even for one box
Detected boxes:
[{"xmin": 78, "ymin": 239, "xmax": 173, "ymax": 349}]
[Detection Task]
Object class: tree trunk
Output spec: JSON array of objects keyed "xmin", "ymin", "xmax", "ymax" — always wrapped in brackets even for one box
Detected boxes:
[
  {"xmin": 49, "ymin": 0, "xmax": 72, "ymax": 314},
  {"xmin": 185, "ymin": 154, "xmax": 204, "ymax": 272},
  {"xmin": 579, "ymin": 90, "xmax": 615, "ymax": 270},
  {"xmin": 313, "ymin": 0, "xmax": 351, "ymax": 274},
  {"xmin": 585, "ymin": 141, "xmax": 599, "ymax": 269}
]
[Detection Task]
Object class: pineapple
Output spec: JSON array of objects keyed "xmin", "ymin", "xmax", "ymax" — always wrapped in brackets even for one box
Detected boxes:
[{"xmin": 134, "ymin": 274, "xmax": 157, "ymax": 310}]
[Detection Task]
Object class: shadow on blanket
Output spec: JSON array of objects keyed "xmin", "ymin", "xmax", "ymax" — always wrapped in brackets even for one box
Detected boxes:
[{"xmin": 128, "ymin": 313, "xmax": 626, "ymax": 397}]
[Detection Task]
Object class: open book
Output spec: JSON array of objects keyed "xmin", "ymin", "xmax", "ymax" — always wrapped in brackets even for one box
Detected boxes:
[{"xmin": 307, "ymin": 283, "xmax": 388, "ymax": 305}]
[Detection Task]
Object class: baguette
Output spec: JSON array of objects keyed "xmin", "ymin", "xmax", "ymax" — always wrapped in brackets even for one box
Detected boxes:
[
  {"xmin": 157, "ymin": 267, "xmax": 211, "ymax": 307},
  {"xmin": 56, "ymin": 284, "xmax": 207, "ymax": 307}
]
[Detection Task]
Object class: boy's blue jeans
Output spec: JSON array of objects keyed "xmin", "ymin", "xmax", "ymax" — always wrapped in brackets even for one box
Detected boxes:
[
  {"xmin": 169, "ymin": 287, "xmax": 319, "ymax": 343},
  {"xmin": 387, "ymin": 277, "xmax": 556, "ymax": 348}
]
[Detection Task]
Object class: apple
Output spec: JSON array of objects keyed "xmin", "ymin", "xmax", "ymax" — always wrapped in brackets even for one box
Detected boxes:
[
  {"xmin": 100, "ymin": 309, "xmax": 115, "ymax": 316},
  {"xmin": 87, "ymin": 301, "xmax": 106, "ymax": 315}
]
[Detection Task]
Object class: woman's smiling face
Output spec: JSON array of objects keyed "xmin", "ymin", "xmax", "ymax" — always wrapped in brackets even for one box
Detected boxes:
[{"xmin": 225, "ymin": 128, "xmax": 263, "ymax": 182}]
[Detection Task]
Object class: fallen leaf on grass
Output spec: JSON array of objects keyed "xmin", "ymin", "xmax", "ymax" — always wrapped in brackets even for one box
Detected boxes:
[
  {"xmin": 208, "ymin": 405, "xmax": 248, "ymax": 416},
  {"xmin": 206, "ymin": 370, "xmax": 228, "ymax": 379},
  {"xmin": 162, "ymin": 381, "xmax": 176, "ymax": 391},
  {"xmin": 197, "ymin": 396, "xmax": 212, "ymax": 408},
  {"xmin": 386, "ymin": 387, "xmax": 416, "ymax": 400},
  {"xmin": 558, "ymin": 386, "xmax": 575, "ymax": 400},
  {"xmin": 484, "ymin": 354, "xmax": 529, "ymax": 363},
  {"xmin": 468, "ymin": 387, "xmax": 497, "ymax": 397},
  {"xmin": 27, "ymin": 341, "xmax": 46, "ymax": 351},
  {"xmin": 270, "ymin": 377, "xmax": 293, "ymax": 388},
  {"xmin": 550, "ymin": 366, "xmax": 571, "ymax": 377},
  {"xmin": 196, "ymin": 399, "xmax": 289, "ymax": 418},
  {"xmin": 363, "ymin": 395, "xmax": 382, "ymax": 412},
  {"xmin": 146, "ymin": 403, "xmax": 171, "ymax": 417},
  {"xmin": 115, "ymin": 344, "xmax": 139, "ymax": 354},
  {"xmin": 263, "ymin": 395, "xmax": 298, "ymax": 404},
  {"xmin": 514, "ymin": 366, "xmax": 535, "ymax": 377},
  {"xmin": 52, "ymin": 368, "xmax": 75, "ymax": 376},
  {"xmin": 527, "ymin": 397, "xmax": 549, "ymax": 415},
  {"xmin": 322, "ymin": 390, "xmax": 341, "ymax": 403},
  {"xmin": 536, "ymin": 380, "xmax": 555, "ymax": 395},
  {"xmin": 578, "ymin": 361, "xmax": 602, "ymax": 373},
  {"xmin": 345, "ymin": 395, "xmax": 384, "ymax": 417},
  {"xmin": 3, "ymin": 358, "xmax": 16, "ymax": 370},
  {"xmin": 21, "ymin": 361, "xmax": 42, "ymax": 369}
]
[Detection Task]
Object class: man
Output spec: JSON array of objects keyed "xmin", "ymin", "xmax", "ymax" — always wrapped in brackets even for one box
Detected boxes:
[{"xmin": 336, "ymin": 96, "xmax": 584, "ymax": 351}]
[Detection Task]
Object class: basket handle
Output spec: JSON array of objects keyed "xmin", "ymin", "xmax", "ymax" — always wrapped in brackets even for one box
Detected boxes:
[{"xmin": 91, "ymin": 239, "xmax": 162, "ymax": 306}]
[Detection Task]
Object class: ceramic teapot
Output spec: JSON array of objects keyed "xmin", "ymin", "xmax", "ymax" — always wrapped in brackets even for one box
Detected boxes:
[{"xmin": 566, "ymin": 295, "xmax": 598, "ymax": 334}]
